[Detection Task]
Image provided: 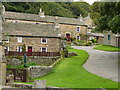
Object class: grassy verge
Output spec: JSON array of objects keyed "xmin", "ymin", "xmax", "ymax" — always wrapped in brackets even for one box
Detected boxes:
[
  {"xmin": 94, "ymin": 44, "xmax": 120, "ymax": 51},
  {"xmin": 31, "ymin": 47, "xmax": 118, "ymax": 88}
]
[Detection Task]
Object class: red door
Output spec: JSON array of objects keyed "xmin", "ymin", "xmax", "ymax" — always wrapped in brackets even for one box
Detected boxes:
[
  {"xmin": 28, "ymin": 46, "xmax": 32, "ymax": 56},
  {"xmin": 66, "ymin": 34, "xmax": 71, "ymax": 42}
]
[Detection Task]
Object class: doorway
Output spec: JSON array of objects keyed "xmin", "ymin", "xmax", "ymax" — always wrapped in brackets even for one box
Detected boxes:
[
  {"xmin": 66, "ymin": 33, "xmax": 71, "ymax": 42},
  {"xmin": 27, "ymin": 46, "xmax": 32, "ymax": 56}
]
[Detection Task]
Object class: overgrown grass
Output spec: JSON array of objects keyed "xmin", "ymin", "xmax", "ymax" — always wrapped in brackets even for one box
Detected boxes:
[
  {"xmin": 31, "ymin": 47, "xmax": 118, "ymax": 88},
  {"xmin": 94, "ymin": 44, "xmax": 120, "ymax": 51}
]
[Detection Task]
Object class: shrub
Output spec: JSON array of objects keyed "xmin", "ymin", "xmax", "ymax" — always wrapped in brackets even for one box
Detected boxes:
[
  {"xmin": 91, "ymin": 39, "xmax": 97, "ymax": 43},
  {"xmin": 84, "ymin": 41, "xmax": 93, "ymax": 46}
]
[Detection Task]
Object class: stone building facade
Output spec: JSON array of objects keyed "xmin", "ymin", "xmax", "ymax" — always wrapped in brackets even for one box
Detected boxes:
[
  {"xmin": 3, "ymin": 22, "xmax": 61, "ymax": 53},
  {"xmin": 102, "ymin": 31, "xmax": 120, "ymax": 47},
  {"xmin": 3, "ymin": 8, "xmax": 90, "ymax": 42}
]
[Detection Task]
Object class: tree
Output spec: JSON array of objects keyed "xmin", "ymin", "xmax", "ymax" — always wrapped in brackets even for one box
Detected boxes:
[{"xmin": 108, "ymin": 15, "xmax": 120, "ymax": 34}]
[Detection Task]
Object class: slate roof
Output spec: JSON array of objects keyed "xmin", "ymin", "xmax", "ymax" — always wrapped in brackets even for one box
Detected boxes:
[
  {"xmin": 4, "ymin": 11, "xmax": 86, "ymax": 26},
  {"xmin": 3, "ymin": 22, "xmax": 60, "ymax": 38},
  {"xmin": 87, "ymin": 33, "xmax": 104, "ymax": 37}
]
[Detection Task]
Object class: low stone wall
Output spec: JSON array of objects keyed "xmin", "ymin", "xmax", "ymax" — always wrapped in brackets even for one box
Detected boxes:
[
  {"xmin": 68, "ymin": 52, "xmax": 77, "ymax": 57},
  {"xmin": 27, "ymin": 66, "xmax": 52, "ymax": 79},
  {"xmin": 27, "ymin": 56, "xmax": 60, "ymax": 66},
  {"xmin": 27, "ymin": 57, "xmax": 62, "ymax": 79},
  {"xmin": 11, "ymin": 83, "xmax": 33, "ymax": 89},
  {"xmin": 6, "ymin": 56, "xmax": 60, "ymax": 66}
]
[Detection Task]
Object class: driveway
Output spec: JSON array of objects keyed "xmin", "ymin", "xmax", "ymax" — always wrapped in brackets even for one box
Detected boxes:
[{"xmin": 72, "ymin": 46, "xmax": 119, "ymax": 82}]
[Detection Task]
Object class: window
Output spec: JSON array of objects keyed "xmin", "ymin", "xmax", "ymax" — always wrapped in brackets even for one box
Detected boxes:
[
  {"xmin": 41, "ymin": 47, "xmax": 47, "ymax": 52},
  {"xmin": 76, "ymin": 27, "xmax": 80, "ymax": 32},
  {"xmin": 18, "ymin": 37, "xmax": 22, "ymax": 43},
  {"xmin": 108, "ymin": 35, "xmax": 111, "ymax": 40},
  {"xmin": 76, "ymin": 35, "xmax": 80, "ymax": 40},
  {"xmin": 41, "ymin": 38, "xmax": 47, "ymax": 44},
  {"xmin": 4, "ymin": 46, "xmax": 9, "ymax": 52},
  {"xmin": 17, "ymin": 46, "xmax": 22, "ymax": 52}
]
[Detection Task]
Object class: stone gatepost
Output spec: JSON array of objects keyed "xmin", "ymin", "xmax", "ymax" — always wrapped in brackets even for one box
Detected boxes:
[
  {"xmin": 33, "ymin": 80, "xmax": 46, "ymax": 89},
  {"xmin": 0, "ymin": 2, "xmax": 6, "ymax": 86}
]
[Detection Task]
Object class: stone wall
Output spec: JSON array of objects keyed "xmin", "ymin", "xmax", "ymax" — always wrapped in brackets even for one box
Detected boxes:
[
  {"xmin": 27, "ymin": 66, "xmax": 52, "ymax": 79},
  {"xmin": 6, "ymin": 56, "xmax": 60, "ymax": 66},
  {"xmin": 27, "ymin": 57, "xmax": 62, "ymax": 79},
  {"xmin": 5, "ymin": 37, "xmax": 61, "ymax": 52}
]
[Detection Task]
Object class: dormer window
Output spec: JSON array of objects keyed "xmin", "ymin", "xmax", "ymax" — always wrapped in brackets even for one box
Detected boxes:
[
  {"xmin": 41, "ymin": 38, "xmax": 47, "ymax": 44},
  {"xmin": 18, "ymin": 37, "xmax": 22, "ymax": 43},
  {"xmin": 76, "ymin": 27, "xmax": 80, "ymax": 32}
]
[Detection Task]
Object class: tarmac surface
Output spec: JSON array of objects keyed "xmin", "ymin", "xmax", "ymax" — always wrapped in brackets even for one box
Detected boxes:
[{"xmin": 72, "ymin": 46, "xmax": 119, "ymax": 82}]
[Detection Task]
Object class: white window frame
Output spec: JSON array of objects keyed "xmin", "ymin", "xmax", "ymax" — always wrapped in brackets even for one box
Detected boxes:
[
  {"xmin": 40, "ymin": 47, "xmax": 47, "ymax": 52},
  {"xmin": 76, "ymin": 27, "xmax": 80, "ymax": 32},
  {"xmin": 17, "ymin": 46, "xmax": 22, "ymax": 52},
  {"xmin": 76, "ymin": 35, "xmax": 80, "ymax": 40},
  {"xmin": 18, "ymin": 37, "xmax": 22, "ymax": 43},
  {"xmin": 4, "ymin": 46, "xmax": 10, "ymax": 52},
  {"xmin": 41, "ymin": 38, "xmax": 47, "ymax": 44}
]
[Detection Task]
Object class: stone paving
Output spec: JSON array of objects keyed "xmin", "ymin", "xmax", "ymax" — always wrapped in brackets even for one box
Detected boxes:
[{"xmin": 72, "ymin": 46, "xmax": 119, "ymax": 82}]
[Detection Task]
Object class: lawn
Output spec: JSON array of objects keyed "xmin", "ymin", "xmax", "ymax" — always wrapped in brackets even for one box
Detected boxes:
[
  {"xmin": 94, "ymin": 44, "xmax": 120, "ymax": 51},
  {"xmin": 31, "ymin": 47, "xmax": 118, "ymax": 88}
]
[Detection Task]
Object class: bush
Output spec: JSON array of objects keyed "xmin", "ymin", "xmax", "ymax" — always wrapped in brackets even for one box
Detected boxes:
[
  {"xmin": 84, "ymin": 41, "xmax": 93, "ymax": 46},
  {"xmin": 73, "ymin": 40, "xmax": 86, "ymax": 46},
  {"xmin": 91, "ymin": 39, "xmax": 97, "ymax": 43}
]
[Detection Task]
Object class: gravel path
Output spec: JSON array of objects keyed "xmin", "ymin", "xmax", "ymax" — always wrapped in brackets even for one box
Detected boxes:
[{"xmin": 72, "ymin": 46, "xmax": 119, "ymax": 82}]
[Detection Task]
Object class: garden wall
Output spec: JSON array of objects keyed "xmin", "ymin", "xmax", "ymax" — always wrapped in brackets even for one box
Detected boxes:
[
  {"xmin": 27, "ymin": 57, "xmax": 62, "ymax": 79},
  {"xmin": 6, "ymin": 56, "xmax": 60, "ymax": 66},
  {"xmin": 27, "ymin": 66, "xmax": 52, "ymax": 79}
]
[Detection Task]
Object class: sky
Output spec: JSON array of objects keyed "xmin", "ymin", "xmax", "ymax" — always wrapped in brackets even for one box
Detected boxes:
[
  {"xmin": 74, "ymin": 0, "xmax": 100, "ymax": 5},
  {"xmin": 84, "ymin": 0, "xmax": 98, "ymax": 5}
]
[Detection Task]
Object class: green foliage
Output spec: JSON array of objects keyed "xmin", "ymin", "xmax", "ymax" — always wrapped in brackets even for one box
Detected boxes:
[
  {"xmin": 108, "ymin": 15, "xmax": 120, "ymax": 34},
  {"xmin": 2, "ymin": 2, "xmax": 91, "ymax": 18},
  {"xmin": 92, "ymin": 2, "xmax": 120, "ymax": 33},
  {"xmin": 91, "ymin": 38, "xmax": 97, "ymax": 43},
  {"xmin": 84, "ymin": 41, "xmax": 93, "ymax": 46},
  {"xmin": 22, "ymin": 44, "xmax": 26, "ymax": 52}
]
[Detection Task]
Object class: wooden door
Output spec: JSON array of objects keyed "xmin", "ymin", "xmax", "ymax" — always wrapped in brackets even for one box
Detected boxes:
[
  {"xmin": 27, "ymin": 46, "xmax": 32, "ymax": 56},
  {"xmin": 66, "ymin": 33, "xmax": 71, "ymax": 42}
]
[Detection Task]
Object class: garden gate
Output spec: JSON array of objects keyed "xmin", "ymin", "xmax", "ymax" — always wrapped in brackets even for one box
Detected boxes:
[{"xmin": 7, "ymin": 69, "xmax": 27, "ymax": 82}]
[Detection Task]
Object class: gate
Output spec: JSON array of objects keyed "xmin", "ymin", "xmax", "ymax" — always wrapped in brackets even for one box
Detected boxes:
[{"xmin": 7, "ymin": 69, "xmax": 27, "ymax": 82}]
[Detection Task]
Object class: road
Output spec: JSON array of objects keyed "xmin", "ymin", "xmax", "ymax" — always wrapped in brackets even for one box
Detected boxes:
[{"xmin": 72, "ymin": 46, "xmax": 119, "ymax": 82}]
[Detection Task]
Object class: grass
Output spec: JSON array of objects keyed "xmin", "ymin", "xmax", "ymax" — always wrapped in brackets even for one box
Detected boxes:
[
  {"xmin": 30, "ymin": 47, "xmax": 118, "ymax": 88},
  {"xmin": 94, "ymin": 44, "xmax": 120, "ymax": 51}
]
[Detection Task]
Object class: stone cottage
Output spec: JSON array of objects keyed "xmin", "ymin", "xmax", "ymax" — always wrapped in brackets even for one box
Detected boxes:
[
  {"xmin": 2, "ymin": 8, "xmax": 90, "ymax": 42},
  {"xmin": 3, "ymin": 21, "xmax": 61, "ymax": 56},
  {"xmin": 102, "ymin": 31, "xmax": 120, "ymax": 47}
]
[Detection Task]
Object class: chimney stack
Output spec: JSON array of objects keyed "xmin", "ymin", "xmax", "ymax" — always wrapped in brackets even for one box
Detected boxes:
[
  {"xmin": 39, "ymin": 8, "xmax": 45, "ymax": 17},
  {"xmin": 79, "ymin": 14, "xmax": 83, "ymax": 21},
  {"xmin": 54, "ymin": 16, "xmax": 59, "ymax": 29}
]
